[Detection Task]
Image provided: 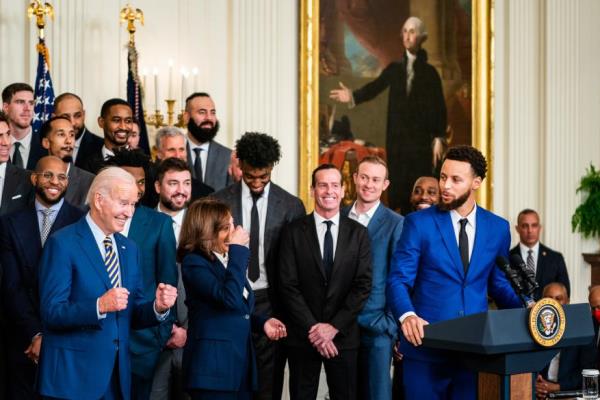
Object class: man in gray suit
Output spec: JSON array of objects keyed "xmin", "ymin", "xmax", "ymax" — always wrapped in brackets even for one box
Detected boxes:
[
  {"xmin": 183, "ymin": 92, "xmax": 232, "ymax": 191},
  {"xmin": 39, "ymin": 116, "xmax": 94, "ymax": 210},
  {"xmin": 213, "ymin": 132, "xmax": 305, "ymax": 400}
]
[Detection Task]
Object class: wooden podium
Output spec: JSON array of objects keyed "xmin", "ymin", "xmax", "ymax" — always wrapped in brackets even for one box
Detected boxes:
[{"xmin": 422, "ymin": 304, "xmax": 594, "ymax": 400}]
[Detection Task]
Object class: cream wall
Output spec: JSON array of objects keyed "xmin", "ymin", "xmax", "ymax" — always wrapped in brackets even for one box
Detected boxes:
[{"xmin": 2, "ymin": 0, "xmax": 600, "ymax": 303}]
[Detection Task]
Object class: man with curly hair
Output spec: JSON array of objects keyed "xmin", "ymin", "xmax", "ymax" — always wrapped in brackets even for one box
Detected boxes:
[
  {"xmin": 387, "ymin": 145, "xmax": 522, "ymax": 399},
  {"xmin": 212, "ymin": 132, "xmax": 305, "ymax": 400}
]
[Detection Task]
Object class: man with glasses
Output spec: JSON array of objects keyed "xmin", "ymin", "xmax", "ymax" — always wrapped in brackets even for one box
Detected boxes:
[{"xmin": 0, "ymin": 155, "xmax": 84, "ymax": 399}]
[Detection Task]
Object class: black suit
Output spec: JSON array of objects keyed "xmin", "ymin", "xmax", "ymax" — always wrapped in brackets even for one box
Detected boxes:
[
  {"xmin": 0, "ymin": 163, "xmax": 34, "ymax": 217},
  {"xmin": 74, "ymin": 128, "xmax": 103, "ymax": 171},
  {"xmin": 213, "ymin": 181, "xmax": 305, "ymax": 400},
  {"xmin": 510, "ymin": 243, "xmax": 570, "ymax": 300},
  {"xmin": 540, "ymin": 339, "xmax": 597, "ymax": 391},
  {"xmin": 278, "ymin": 214, "xmax": 372, "ymax": 400},
  {"xmin": 0, "ymin": 200, "xmax": 84, "ymax": 399}
]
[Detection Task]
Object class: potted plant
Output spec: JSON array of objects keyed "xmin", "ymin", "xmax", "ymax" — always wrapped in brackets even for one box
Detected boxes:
[{"xmin": 572, "ymin": 163, "xmax": 600, "ymax": 285}]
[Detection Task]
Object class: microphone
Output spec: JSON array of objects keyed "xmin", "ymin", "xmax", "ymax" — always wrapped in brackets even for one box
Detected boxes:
[
  {"xmin": 509, "ymin": 254, "xmax": 539, "ymax": 296},
  {"xmin": 495, "ymin": 256, "xmax": 524, "ymax": 294}
]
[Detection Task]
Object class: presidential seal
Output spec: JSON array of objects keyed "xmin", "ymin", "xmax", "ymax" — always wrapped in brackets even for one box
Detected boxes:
[{"xmin": 529, "ymin": 298, "xmax": 566, "ymax": 347}]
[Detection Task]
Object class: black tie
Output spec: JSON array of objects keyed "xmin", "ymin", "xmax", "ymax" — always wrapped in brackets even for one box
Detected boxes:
[
  {"xmin": 459, "ymin": 218, "xmax": 469, "ymax": 273},
  {"xmin": 193, "ymin": 148, "xmax": 203, "ymax": 183},
  {"xmin": 248, "ymin": 191, "xmax": 261, "ymax": 282},
  {"xmin": 12, "ymin": 142, "xmax": 23, "ymax": 169},
  {"xmin": 323, "ymin": 220, "xmax": 334, "ymax": 279}
]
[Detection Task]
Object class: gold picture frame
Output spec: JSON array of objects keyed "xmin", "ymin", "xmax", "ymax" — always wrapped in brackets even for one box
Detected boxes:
[{"xmin": 298, "ymin": 0, "xmax": 494, "ymax": 210}]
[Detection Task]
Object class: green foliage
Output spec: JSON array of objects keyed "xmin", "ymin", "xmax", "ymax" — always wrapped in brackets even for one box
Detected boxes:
[{"xmin": 572, "ymin": 164, "xmax": 600, "ymax": 238}]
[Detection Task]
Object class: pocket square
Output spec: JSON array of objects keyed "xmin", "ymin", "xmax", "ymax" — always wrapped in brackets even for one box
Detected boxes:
[{"xmin": 11, "ymin": 194, "xmax": 22, "ymax": 200}]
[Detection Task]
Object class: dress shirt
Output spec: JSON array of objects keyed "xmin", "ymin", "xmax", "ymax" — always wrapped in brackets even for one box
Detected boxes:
[
  {"xmin": 547, "ymin": 351, "xmax": 560, "ymax": 382},
  {"xmin": 519, "ymin": 242, "xmax": 540, "ymax": 270},
  {"xmin": 101, "ymin": 145, "xmax": 115, "ymax": 161},
  {"xmin": 157, "ymin": 204, "xmax": 185, "ymax": 246},
  {"xmin": 12, "ymin": 128, "xmax": 32, "ymax": 167},
  {"xmin": 241, "ymin": 180, "xmax": 269, "ymax": 290},
  {"xmin": 406, "ymin": 50, "xmax": 417, "ymax": 93},
  {"xmin": 35, "ymin": 198, "xmax": 64, "ymax": 236},
  {"xmin": 187, "ymin": 137, "xmax": 210, "ymax": 181},
  {"xmin": 348, "ymin": 201, "xmax": 380, "ymax": 228},
  {"xmin": 213, "ymin": 251, "xmax": 249, "ymax": 300},
  {"xmin": 313, "ymin": 211, "xmax": 340, "ymax": 260},
  {"xmin": 0, "ymin": 162, "xmax": 6, "ymax": 208}
]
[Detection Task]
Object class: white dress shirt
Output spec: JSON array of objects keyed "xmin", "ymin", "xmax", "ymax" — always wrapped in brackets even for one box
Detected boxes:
[
  {"xmin": 157, "ymin": 204, "xmax": 186, "ymax": 246},
  {"xmin": 0, "ymin": 162, "xmax": 7, "ymax": 208},
  {"xmin": 314, "ymin": 211, "xmax": 340, "ymax": 260},
  {"xmin": 12, "ymin": 128, "xmax": 32, "ymax": 167},
  {"xmin": 519, "ymin": 242, "xmax": 540, "ymax": 269},
  {"xmin": 406, "ymin": 50, "xmax": 417, "ymax": 94},
  {"xmin": 241, "ymin": 180, "xmax": 269, "ymax": 290},
  {"xmin": 187, "ymin": 137, "xmax": 210, "ymax": 181},
  {"xmin": 348, "ymin": 201, "xmax": 380, "ymax": 227},
  {"xmin": 101, "ymin": 145, "xmax": 115, "ymax": 161}
]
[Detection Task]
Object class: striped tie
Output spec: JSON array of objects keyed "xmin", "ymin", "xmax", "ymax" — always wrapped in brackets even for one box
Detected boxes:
[
  {"xmin": 527, "ymin": 249, "xmax": 536, "ymax": 275},
  {"xmin": 103, "ymin": 236, "xmax": 120, "ymax": 288},
  {"xmin": 40, "ymin": 209, "xmax": 54, "ymax": 246}
]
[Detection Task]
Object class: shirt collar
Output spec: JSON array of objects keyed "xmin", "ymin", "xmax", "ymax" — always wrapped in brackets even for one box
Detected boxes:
[
  {"xmin": 406, "ymin": 50, "xmax": 417, "ymax": 63},
  {"xmin": 241, "ymin": 179, "xmax": 270, "ymax": 200},
  {"xmin": 0, "ymin": 162, "xmax": 7, "ymax": 179},
  {"xmin": 520, "ymin": 241, "xmax": 540, "ymax": 255},
  {"xmin": 349, "ymin": 200, "xmax": 380, "ymax": 220},
  {"xmin": 35, "ymin": 198, "xmax": 64, "ymax": 213},
  {"xmin": 314, "ymin": 210, "xmax": 340, "ymax": 227},
  {"xmin": 450, "ymin": 204, "xmax": 477, "ymax": 229},
  {"xmin": 14, "ymin": 128, "xmax": 32, "ymax": 149},
  {"xmin": 85, "ymin": 213, "xmax": 115, "ymax": 244},
  {"xmin": 187, "ymin": 136, "xmax": 210, "ymax": 151},
  {"xmin": 74, "ymin": 128, "xmax": 86, "ymax": 148},
  {"xmin": 157, "ymin": 203, "xmax": 186, "ymax": 226},
  {"xmin": 101, "ymin": 145, "xmax": 115, "ymax": 160}
]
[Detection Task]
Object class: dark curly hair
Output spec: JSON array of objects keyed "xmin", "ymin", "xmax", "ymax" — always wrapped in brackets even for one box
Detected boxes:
[
  {"xmin": 104, "ymin": 147, "xmax": 150, "ymax": 170},
  {"xmin": 443, "ymin": 145, "xmax": 487, "ymax": 180},
  {"xmin": 235, "ymin": 132, "xmax": 281, "ymax": 168}
]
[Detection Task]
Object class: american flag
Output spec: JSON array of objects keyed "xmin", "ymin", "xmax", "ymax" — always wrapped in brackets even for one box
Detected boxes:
[
  {"xmin": 126, "ymin": 42, "xmax": 150, "ymax": 153},
  {"xmin": 32, "ymin": 38, "xmax": 55, "ymax": 135}
]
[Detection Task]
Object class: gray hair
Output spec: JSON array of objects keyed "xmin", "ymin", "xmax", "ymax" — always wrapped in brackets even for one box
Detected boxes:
[
  {"xmin": 155, "ymin": 126, "xmax": 186, "ymax": 150},
  {"xmin": 405, "ymin": 16, "xmax": 428, "ymax": 43},
  {"xmin": 86, "ymin": 166, "xmax": 136, "ymax": 205}
]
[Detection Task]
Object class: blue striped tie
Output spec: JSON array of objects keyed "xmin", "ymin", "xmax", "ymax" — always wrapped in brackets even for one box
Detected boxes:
[{"xmin": 103, "ymin": 236, "xmax": 120, "ymax": 288}]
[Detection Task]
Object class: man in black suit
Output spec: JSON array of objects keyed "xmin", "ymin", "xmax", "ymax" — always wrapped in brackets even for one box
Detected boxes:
[
  {"xmin": 0, "ymin": 113, "xmax": 34, "ymax": 217},
  {"xmin": 40, "ymin": 115, "xmax": 94, "ymax": 210},
  {"xmin": 53, "ymin": 92, "xmax": 103, "ymax": 170},
  {"xmin": 183, "ymin": 92, "xmax": 232, "ymax": 191},
  {"xmin": 2, "ymin": 83, "xmax": 46, "ymax": 171},
  {"xmin": 213, "ymin": 132, "xmax": 305, "ymax": 399},
  {"xmin": 510, "ymin": 208, "xmax": 570, "ymax": 300},
  {"xmin": 279, "ymin": 164, "xmax": 372, "ymax": 400},
  {"xmin": 0, "ymin": 155, "xmax": 85, "ymax": 399},
  {"xmin": 535, "ymin": 283, "xmax": 597, "ymax": 398},
  {"xmin": 329, "ymin": 17, "xmax": 447, "ymax": 214},
  {"xmin": 141, "ymin": 126, "xmax": 213, "ymax": 208}
]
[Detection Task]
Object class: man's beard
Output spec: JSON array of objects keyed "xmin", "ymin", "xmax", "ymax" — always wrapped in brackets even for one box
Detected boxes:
[
  {"xmin": 35, "ymin": 185, "xmax": 66, "ymax": 206},
  {"xmin": 187, "ymin": 119, "xmax": 219, "ymax": 143},
  {"xmin": 160, "ymin": 196, "xmax": 189, "ymax": 212},
  {"xmin": 438, "ymin": 189, "xmax": 470, "ymax": 211},
  {"xmin": 75, "ymin": 125, "xmax": 86, "ymax": 140},
  {"xmin": 61, "ymin": 155, "xmax": 73, "ymax": 164}
]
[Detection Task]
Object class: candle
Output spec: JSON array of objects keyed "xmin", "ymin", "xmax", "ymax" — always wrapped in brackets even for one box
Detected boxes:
[
  {"xmin": 180, "ymin": 67, "xmax": 188, "ymax": 109},
  {"xmin": 153, "ymin": 67, "xmax": 159, "ymax": 111},
  {"xmin": 141, "ymin": 68, "xmax": 148, "ymax": 93},
  {"xmin": 168, "ymin": 59, "xmax": 174, "ymax": 99},
  {"xmin": 192, "ymin": 67, "xmax": 199, "ymax": 93}
]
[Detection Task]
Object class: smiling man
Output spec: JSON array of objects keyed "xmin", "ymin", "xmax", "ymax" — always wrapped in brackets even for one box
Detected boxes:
[
  {"xmin": 213, "ymin": 132, "xmax": 305, "ymax": 400},
  {"xmin": 279, "ymin": 163, "xmax": 372, "ymax": 400},
  {"xmin": 410, "ymin": 176, "xmax": 439, "ymax": 211},
  {"xmin": 387, "ymin": 145, "xmax": 522, "ymax": 400},
  {"xmin": 342, "ymin": 156, "xmax": 403, "ymax": 400}
]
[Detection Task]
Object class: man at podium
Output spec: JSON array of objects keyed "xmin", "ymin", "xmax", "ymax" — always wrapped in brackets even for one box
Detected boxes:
[{"xmin": 387, "ymin": 146, "xmax": 523, "ymax": 399}]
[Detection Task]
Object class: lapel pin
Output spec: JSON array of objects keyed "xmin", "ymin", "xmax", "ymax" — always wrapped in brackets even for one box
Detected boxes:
[{"xmin": 542, "ymin": 251, "xmax": 547, "ymax": 256}]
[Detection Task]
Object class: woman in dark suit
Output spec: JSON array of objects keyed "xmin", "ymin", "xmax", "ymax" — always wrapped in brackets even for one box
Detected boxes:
[{"xmin": 178, "ymin": 198, "xmax": 286, "ymax": 400}]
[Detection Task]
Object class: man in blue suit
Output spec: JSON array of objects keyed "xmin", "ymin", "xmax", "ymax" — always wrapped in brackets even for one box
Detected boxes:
[
  {"xmin": 105, "ymin": 149, "xmax": 179, "ymax": 399},
  {"xmin": 342, "ymin": 156, "xmax": 403, "ymax": 400},
  {"xmin": 37, "ymin": 166, "xmax": 178, "ymax": 400},
  {"xmin": 0, "ymin": 156, "xmax": 85, "ymax": 399},
  {"xmin": 387, "ymin": 145, "xmax": 523, "ymax": 400}
]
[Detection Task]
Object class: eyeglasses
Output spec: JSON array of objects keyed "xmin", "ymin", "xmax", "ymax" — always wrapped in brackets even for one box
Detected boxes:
[{"xmin": 37, "ymin": 171, "xmax": 68, "ymax": 182}]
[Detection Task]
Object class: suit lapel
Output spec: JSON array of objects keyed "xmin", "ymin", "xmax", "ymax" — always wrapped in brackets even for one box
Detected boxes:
[
  {"xmin": 366, "ymin": 204, "xmax": 386, "ymax": 238},
  {"xmin": 304, "ymin": 214, "xmax": 327, "ymax": 280},
  {"xmin": 2, "ymin": 164, "xmax": 19, "ymax": 212},
  {"xmin": 469, "ymin": 209, "xmax": 487, "ymax": 278},
  {"xmin": 331, "ymin": 217, "xmax": 350, "ymax": 279},
  {"xmin": 76, "ymin": 219, "xmax": 112, "ymax": 290},
  {"xmin": 114, "ymin": 234, "xmax": 130, "ymax": 288},
  {"xmin": 15, "ymin": 208, "xmax": 42, "ymax": 267},
  {"xmin": 433, "ymin": 208, "xmax": 465, "ymax": 278},
  {"xmin": 205, "ymin": 142, "xmax": 218, "ymax": 182},
  {"xmin": 264, "ymin": 186, "xmax": 283, "ymax": 258},
  {"xmin": 231, "ymin": 183, "xmax": 243, "ymax": 226}
]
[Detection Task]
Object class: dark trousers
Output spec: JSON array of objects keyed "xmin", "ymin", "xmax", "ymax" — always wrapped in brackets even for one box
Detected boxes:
[
  {"xmin": 287, "ymin": 345, "xmax": 357, "ymax": 400},
  {"xmin": 403, "ymin": 358, "xmax": 475, "ymax": 400},
  {"xmin": 252, "ymin": 289, "xmax": 284, "ymax": 400},
  {"xmin": 5, "ymin": 349, "xmax": 37, "ymax": 400}
]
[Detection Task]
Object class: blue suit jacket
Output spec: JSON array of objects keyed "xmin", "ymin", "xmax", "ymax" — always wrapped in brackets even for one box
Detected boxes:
[
  {"xmin": 127, "ymin": 206, "xmax": 178, "ymax": 378},
  {"xmin": 342, "ymin": 204, "xmax": 403, "ymax": 343},
  {"xmin": 0, "ymin": 201, "xmax": 84, "ymax": 354},
  {"xmin": 37, "ymin": 217, "xmax": 160, "ymax": 399},
  {"xmin": 182, "ymin": 245, "xmax": 265, "ymax": 392},
  {"xmin": 387, "ymin": 205, "xmax": 522, "ymax": 362}
]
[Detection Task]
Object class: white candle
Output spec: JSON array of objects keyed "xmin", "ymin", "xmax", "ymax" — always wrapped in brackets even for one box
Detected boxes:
[
  {"xmin": 141, "ymin": 68, "xmax": 148, "ymax": 94},
  {"xmin": 180, "ymin": 68, "xmax": 188, "ymax": 109},
  {"xmin": 153, "ymin": 67, "xmax": 159, "ymax": 111},
  {"xmin": 168, "ymin": 59, "xmax": 174, "ymax": 99},
  {"xmin": 192, "ymin": 67, "xmax": 199, "ymax": 93}
]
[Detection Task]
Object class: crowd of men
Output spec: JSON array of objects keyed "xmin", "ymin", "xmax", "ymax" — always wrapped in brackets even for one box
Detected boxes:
[{"xmin": 0, "ymin": 79, "xmax": 595, "ymax": 400}]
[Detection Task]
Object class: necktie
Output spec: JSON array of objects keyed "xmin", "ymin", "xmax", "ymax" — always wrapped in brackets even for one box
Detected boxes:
[
  {"xmin": 103, "ymin": 236, "xmax": 121, "ymax": 288},
  {"xmin": 193, "ymin": 148, "xmax": 203, "ymax": 183},
  {"xmin": 458, "ymin": 218, "xmax": 469, "ymax": 273},
  {"xmin": 12, "ymin": 142, "xmax": 23, "ymax": 169},
  {"xmin": 248, "ymin": 192, "xmax": 261, "ymax": 282},
  {"xmin": 527, "ymin": 249, "xmax": 536, "ymax": 275},
  {"xmin": 323, "ymin": 220, "xmax": 334, "ymax": 279},
  {"xmin": 40, "ymin": 208, "xmax": 54, "ymax": 246}
]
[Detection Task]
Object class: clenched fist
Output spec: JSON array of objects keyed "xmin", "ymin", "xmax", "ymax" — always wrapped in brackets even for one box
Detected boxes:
[
  {"xmin": 98, "ymin": 287, "xmax": 130, "ymax": 313},
  {"xmin": 154, "ymin": 283, "xmax": 177, "ymax": 313}
]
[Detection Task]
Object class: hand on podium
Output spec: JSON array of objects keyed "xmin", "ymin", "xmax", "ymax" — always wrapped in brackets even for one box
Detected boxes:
[{"xmin": 401, "ymin": 315, "xmax": 429, "ymax": 346}]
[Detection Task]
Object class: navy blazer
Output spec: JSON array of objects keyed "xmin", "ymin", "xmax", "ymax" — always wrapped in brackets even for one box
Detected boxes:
[
  {"xmin": 0, "ymin": 163, "xmax": 34, "ymax": 216},
  {"xmin": 0, "ymin": 201, "xmax": 84, "ymax": 352},
  {"xmin": 387, "ymin": 205, "xmax": 522, "ymax": 362},
  {"xmin": 342, "ymin": 204, "xmax": 404, "ymax": 343},
  {"xmin": 25, "ymin": 131, "xmax": 46, "ymax": 171},
  {"xmin": 182, "ymin": 245, "xmax": 265, "ymax": 392},
  {"xmin": 37, "ymin": 217, "xmax": 160, "ymax": 399},
  {"xmin": 128, "ymin": 206, "xmax": 178, "ymax": 378},
  {"xmin": 74, "ymin": 128, "xmax": 103, "ymax": 170}
]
